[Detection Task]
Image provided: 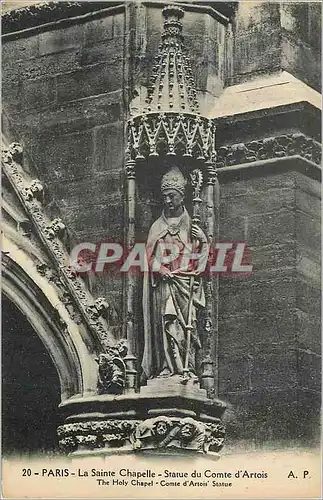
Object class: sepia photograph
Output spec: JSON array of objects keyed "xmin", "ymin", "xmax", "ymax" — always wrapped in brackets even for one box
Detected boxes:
[{"xmin": 1, "ymin": 0, "xmax": 321, "ymax": 498}]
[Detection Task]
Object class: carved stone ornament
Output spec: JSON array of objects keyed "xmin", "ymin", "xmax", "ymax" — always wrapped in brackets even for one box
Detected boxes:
[
  {"xmin": 57, "ymin": 417, "xmax": 225, "ymax": 455},
  {"xmin": 1, "ymin": 143, "xmax": 127, "ymax": 394},
  {"xmin": 131, "ymin": 416, "xmax": 225, "ymax": 454},
  {"xmin": 58, "ymin": 420, "xmax": 140, "ymax": 453},
  {"xmin": 25, "ymin": 179, "xmax": 44, "ymax": 202},
  {"xmin": 96, "ymin": 339, "xmax": 128, "ymax": 395},
  {"xmin": 217, "ymin": 133, "xmax": 322, "ymax": 168},
  {"xmin": 126, "ymin": 5, "xmax": 216, "ymax": 162}
]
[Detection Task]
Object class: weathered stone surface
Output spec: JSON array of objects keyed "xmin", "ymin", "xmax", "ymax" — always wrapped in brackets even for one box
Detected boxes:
[
  {"xmin": 231, "ymin": 3, "xmax": 281, "ymax": 83},
  {"xmin": 218, "ymin": 310, "xmax": 296, "ymax": 354},
  {"xmin": 282, "ymin": 37, "xmax": 321, "ymax": 93},
  {"xmin": 83, "ymin": 15, "xmax": 113, "ymax": 45},
  {"xmin": 32, "ymin": 129, "xmax": 94, "ymax": 182},
  {"xmin": 247, "ymin": 209, "xmax": 296, "ymax": 246},
  {"xmin": 298, "ymin": 351, "xmax": 321, "ymax": 392},
  {"xmin": 295, "ymin": 170, "xmax": 321, "ymax": 198},
  {"xmin": 38, "ymin": 25, "xmax": 84, "ymax": 55},
  {"xmin": 280, "ymin": 3, "xmax": 321, "ymax": 91},
  {"xmin": 80, "ymin": 38, "xmax": 124, "ymax": 67},
  {"xmin": 296, "ymin": 186, "xmax": 321, "ymax": 218},
  {"xmin": 296, "ymin": 211, "xmax": 321, "ymax": 251},
  {"xmin": 296, "ymin": 243, "xmax": 320, "ymax": 284},
  {"xmin": 56, "ymin": 61, "xmax": 123, "ymax": 102},
  {"xmin": 251, "ymin": 349, "xmax": 299, "ymax": 390},
  {"xmin": 296, "ymin": 308, "xmax": 321, "ymax": 353},
  {"xmin": 251, "ymin": 242, "xmax": 296, "ymax": 273},
  {"xmin": 53, "ymin": 172, "xmax": 124, "ymax": 208},
  {"xmin": 3, "ymin": 49, "xmax": 82, "ymax": 82},
  {"xmin": 10, "ymin": 92, "xmax": 122, "ymax": 136},
  {"xmin": 21, "ymin": 76, "xmax": 57, "ymax": 111},
  {"xmin": 224, "ymin": 389, "xmax": 320, "ymax": 445},
  {"xmin": 220, "ymin": 172, "xmax": 296, "ymax": 198},
  {"xmin": 2, "ymin": 35, "xmax": 39, "ymax": 64},
  {"xmin": 296, "ymin": 277, "xmax": 321, "ymax": 317},
  {"xmin": 93, "ymin": 123, "xmax": 125, "ymax": 174},
  {"xmin": 220, "ymin": 188, "xmax": 295, "ymax": 219},
  {"xmin": 229, "ymin": 2, "xmax": 321, "ymax": 91}
]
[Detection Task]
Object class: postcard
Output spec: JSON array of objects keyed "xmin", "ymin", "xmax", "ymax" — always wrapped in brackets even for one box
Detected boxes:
[{"xmin": 1, "ymin": 0, "xmax": 321, "ymax": 498}]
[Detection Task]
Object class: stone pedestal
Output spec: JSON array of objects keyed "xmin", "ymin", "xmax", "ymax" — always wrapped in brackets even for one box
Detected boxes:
[{"xmin": 58, "ymin": 379, "xmax": 226, "ymax": 458}]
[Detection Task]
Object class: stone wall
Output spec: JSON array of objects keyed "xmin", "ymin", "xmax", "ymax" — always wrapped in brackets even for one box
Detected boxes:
[
  {"xmin": 2, "ymin": 6, "xmax": 128, "ymax": 313},
  {"xmin": 219, "ymin": 168, "xmax": 321, "ymax": 448},
  {"xmin": 230, "ymin": 1, "xmax": 321, "ymax": 91}
]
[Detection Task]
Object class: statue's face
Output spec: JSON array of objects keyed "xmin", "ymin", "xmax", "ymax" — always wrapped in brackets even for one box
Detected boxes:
[
  {"xmin": 155, "ymin": 421, "xmax": 168, "ymax": 436},
  {"xmin": 162, "ymin": 189, "xmax": 183, "ymax": 215},
  {"xmin": 181, "ymin": 423, "xmax": 195, "ymax": 439}
]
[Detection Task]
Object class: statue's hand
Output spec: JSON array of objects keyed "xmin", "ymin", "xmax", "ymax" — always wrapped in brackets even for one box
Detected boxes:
[
  {"xmin": 159, "ymin": 266, "xmax": 173, "ymax": 280},
  {"xmin": 191, "ymin": 224, "xmax": 207, "ymax": 244}
]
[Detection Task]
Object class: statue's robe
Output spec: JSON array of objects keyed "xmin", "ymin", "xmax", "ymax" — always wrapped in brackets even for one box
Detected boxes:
[{"xmin": 142, "ymin": 208, "xmax": 207, "ymax": 380}]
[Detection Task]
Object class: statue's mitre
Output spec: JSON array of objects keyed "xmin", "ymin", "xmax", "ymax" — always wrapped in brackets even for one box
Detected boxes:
[{"xmin": 161, "ymin": 167, "xmax": 187, "ymax": 195}]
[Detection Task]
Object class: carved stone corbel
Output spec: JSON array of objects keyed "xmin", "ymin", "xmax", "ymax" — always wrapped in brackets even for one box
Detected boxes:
[
  {"xmin": 96, "ymin": 339, "xmax": 128, "ymax": 395},
  {"xmin": 44, "ymin": 218, "xmax": 66, "ymax": 240}
]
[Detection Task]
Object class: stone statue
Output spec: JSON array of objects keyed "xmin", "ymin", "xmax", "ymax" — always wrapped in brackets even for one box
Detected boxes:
[
  {"xmin": 96, "ymin": 340, "xmax": 128, "ymax": 395},
  {"xmin": 142, "ymin": 166, "xmax": 208, "ymax": 382}
]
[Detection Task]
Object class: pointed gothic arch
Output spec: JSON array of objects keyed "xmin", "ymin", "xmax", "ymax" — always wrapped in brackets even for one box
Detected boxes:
[{"xmin": 2, "ymin": 234, "xmax": 98, "ymax": 401}]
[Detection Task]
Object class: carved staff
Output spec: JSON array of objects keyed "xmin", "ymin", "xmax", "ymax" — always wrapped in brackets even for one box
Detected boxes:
[{"xmin": 183, "ymin": 169, "xmax": 203, "ymax": 380}]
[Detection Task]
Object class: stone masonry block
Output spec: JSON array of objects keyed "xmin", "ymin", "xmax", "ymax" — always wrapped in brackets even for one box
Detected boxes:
[
  {"xmin": 250, "ymin": 275, "xmax": 296, "ymax": 314},
  {"xmin": 83, "ymin": 15, "xmax": 113, "ymax": 45},
  {"xmin": 219, "ymin": 215, "xmax": 247, "ymax": 241},
  {"xmin": 296, "ymin": 308, "xmax": 321, "ymax": 353},
  {"xmin": 251, "ymin": 349, "xmax": 298, "ymax": 390},
  {"xmin": 221, "ymin": 187, "xmax": 295, "ymax": 219},
  {"xmin": 15, "ymin": 93, "xmax": 122, "ymax": 136},
  {"xmin": 33, "ymin": 129, "xmax": 94, "ymax": 182},
  {"xmin": 4, "ymin": 49, "xmax": 82, "ymax": 84},
  {"xmin": 113, "ymin": 12, "xmax": 125, "ymax": 38},
  {"xmin": 21, "ymin": 76, "xmax": 57, "ymax": 111},
  {"xmin": 2, "ymin": 35, "xmax": 39, "ymax": 63},
  {"xmin": 220, "ymin": 172, "xmax": 296, "ymax": 199},
  {"xmin": 219, "ymin": 280, "xmax": 251, "ymax": 316},
  {"xmin": 93, "ymin": 122, "xmax": 125, "ymax": 174},
  {"xmin": 295, "ymin": 171, "xmax": 321, "ymax": 199},
  {"xmin": 219, "ymin": 309, "xmax": 297, "ymax": 354},
  {"xmin": 251, "ymin": 242, "xmax": 296, "ymax": 273},
  {"xmin": 38, "ymin": 25, "xmax": 84, "ymax": 55},
  {"xmin": 296, "ymin": 187, "xmax": 321, "ymax": 218},
  {"xmin": 297, "ymin": 350, "xmax": 321, "ymax": 392},
  {"xmin": 62, "ymin": 202, "xmax": 123, "ymax": 235},
  {"xmin": 247, "ymin": 209, "xmax": 296, "ymax": 246},
  {"xmin": 218, "ymin": 354, "xmax": 250, "ymax": 393},
  {"xmin": 56, "ymin": 61, "xmax": 123, "ymax": 102},
  {"xmin": 296, "ymin": 277, "xmax": 321, "ymax": 317},
  {"xmin": 281, "ymin": 37, "xmax": 321, "ymax": 92},
  {"xmin": 296, "ymin": 210, "xmax": 320, "ymax": 251},
  {"xmin": 80, "ymin": 37, "xmax": 124, "ymax": 67},
  {"xmin": 297, "ymin": 243, "xmax": 320, "ymax": 284},
  {"xmin": 52, "ymin": 171, "xmax": 124, "ymax": 208}
]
